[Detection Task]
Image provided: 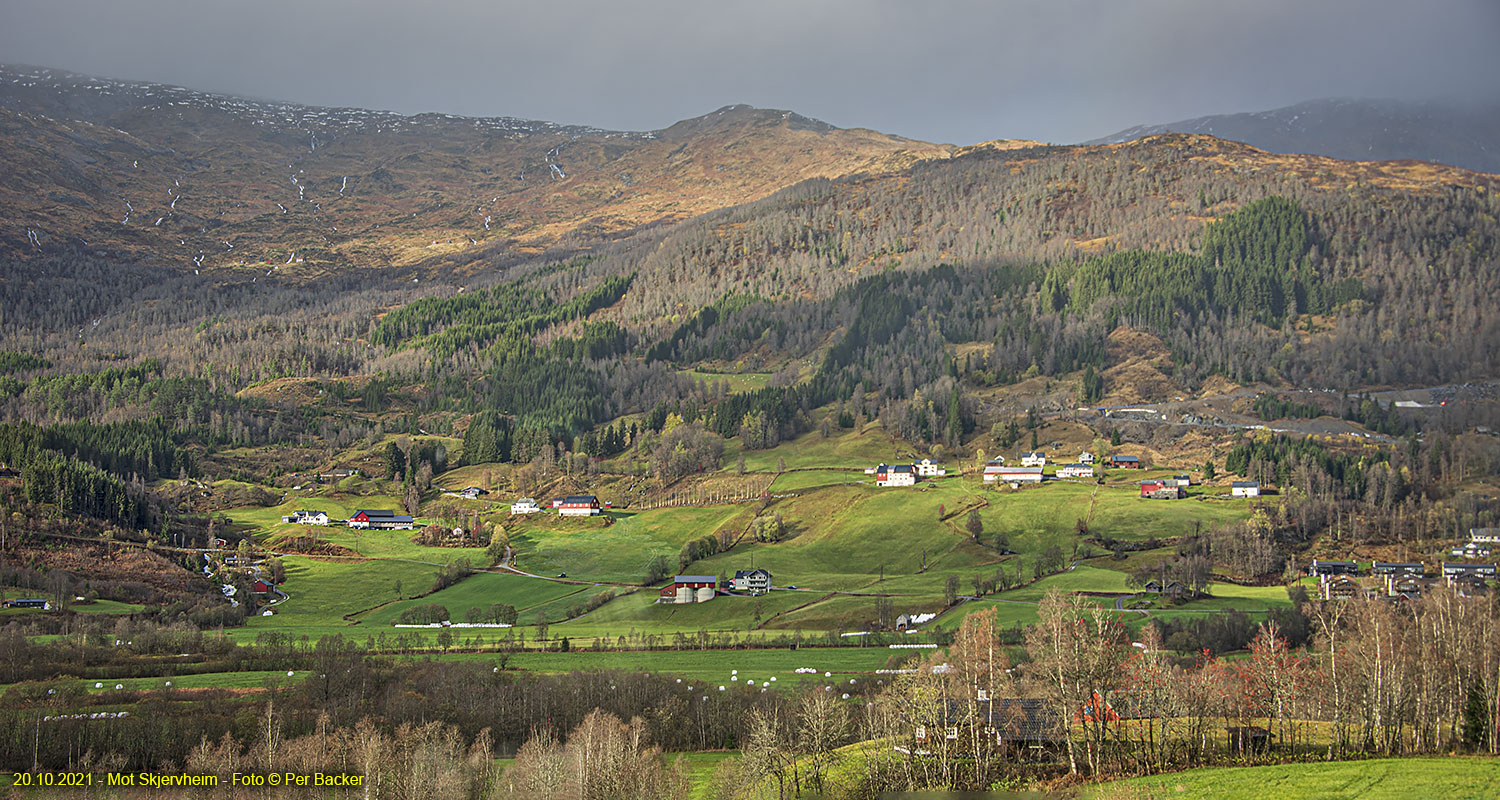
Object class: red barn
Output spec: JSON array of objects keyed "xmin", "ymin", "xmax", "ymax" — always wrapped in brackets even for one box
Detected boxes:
[
  {"xmin": 557, "ymin": 495, "xmax": 602, "ymax": 516},
  {"xmin": 1140, "ymin": 481, "xmax": 1184, "ymax": 499}
]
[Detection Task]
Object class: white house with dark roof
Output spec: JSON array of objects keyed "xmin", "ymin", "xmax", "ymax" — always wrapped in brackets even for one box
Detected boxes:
[
  {"xmin": 1056, "ymin": 463, "xmax": 1094, "ymax": 479},
  {"xmin": 1020, "ymin": 452, "xmax": 1047, "ymax": 467},
  {"xmin": 510, "ymin": 497, "xmax": 540, "ymax": 515},
  {"xmin": 281, "ymin": 510, "xmax": 328, "ymax": 525},
  {"xmin": 914, "ymin": 458, "xmax": 947, "ymax": 477},
  {"xmin": 1231, "ymin": 481, "xmax": 1261, "ymax": 498},
  {"xmin": 730, "ymin": 568, "xmax": 772, "ymax": 595},
  {"xmin": 1470, "ymin": 528, "xmax": 1500, "ymax": 544}
]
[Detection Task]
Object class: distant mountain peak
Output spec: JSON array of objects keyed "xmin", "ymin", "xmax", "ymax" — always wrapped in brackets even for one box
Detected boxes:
[
  {"xmin": 1089, "ymin": 97, "xmax": 1500, "ymax": 174},
  {"xmin": 663, "ymin": 104, "xmax": 837, "ymax": 136}
]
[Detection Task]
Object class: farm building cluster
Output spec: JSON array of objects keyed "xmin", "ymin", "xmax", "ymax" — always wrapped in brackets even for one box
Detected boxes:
[
  {"xmin": 868, "ymin": 458, "xmax": 948, "ymax": 487},
  {"xmin": 281, "ymin": 509, "xmax": 414, "ymax": 529},
  {"xmin": 658, "ymin": 569, "xmax": 773, "ymax": 603},
  {"xmin": 509, "ymin": 494, "xmax": 610, "ymax": 516}
]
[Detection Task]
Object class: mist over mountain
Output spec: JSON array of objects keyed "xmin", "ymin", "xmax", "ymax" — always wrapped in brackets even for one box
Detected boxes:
[{"xmin": 1090, "ymin": 97, "xmax": 1500, "ymax": 174}]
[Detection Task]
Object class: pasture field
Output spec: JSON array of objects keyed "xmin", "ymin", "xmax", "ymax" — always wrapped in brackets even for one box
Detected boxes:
[
  {"xmin": 357, "ymin": 571, "xmax": 590, "ymax": 625},
  {"xmin": 1081, "ymin": 757, "xmax": 1500, "ymax": 799},
  {"xmin": 0, "ymin": 599, "xmax": 144, "ymax": 616},
  {"xmin": 246, "ymin": 555, "xmax": 438, "ymax": 627},
  {"xmin": 2, "ymin": 646, "xmax": 920, "ymax": 700},
  {"xmin": 768, "ymin": 592, "xmax": 948, "ymax": 631},
  {"xmin": 64, "ymin": 670, "xmax": 299, "ymax": 694},
  {"xmin": 679, "ymin": 369, "xmax": 772, "ymax": 393},
  {"xmin": 726, "ymin": 425, "xmax": 915, "ymax": 474},
  {"xmin": 506, "ymin": 505, "xmax": 755, "ymax": 584},
  {"xmin": 438, "ymin": 646, "xmax": 915, "ymax": 683},
  {"xmin": 675, "ymin": 751, "xmax": 739, "ymax": 800},
  {"xmin": 282, "ymin": 526, "xmax": 491, "ymax": 564},
  {"xmin": 767, "ymin": 468, "xmax": 869, "ymax": 492},
  {"xmin": 564, "ymin": 590, "xmax": 812, "ymax": 634}
]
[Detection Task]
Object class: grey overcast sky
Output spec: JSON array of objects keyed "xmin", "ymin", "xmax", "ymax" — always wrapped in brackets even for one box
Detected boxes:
[{"xmin": 2, "ymin": 0, "xmax": 1496, "ymax": 144}]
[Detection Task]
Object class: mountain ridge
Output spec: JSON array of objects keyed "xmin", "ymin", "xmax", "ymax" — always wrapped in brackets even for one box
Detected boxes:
[
  {"xmin": 0, "ymin": 64, "xmax": 953, "ymax": 271},
  {"xmin": 1089, "ymin": 97, "xmax": 1500, "ymax": 174}
]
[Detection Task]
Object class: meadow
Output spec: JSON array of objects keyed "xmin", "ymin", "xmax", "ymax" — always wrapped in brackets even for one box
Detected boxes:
[{"xmin": 1081, "ymin": 757, "xmax": 1500, "ymax": 799}]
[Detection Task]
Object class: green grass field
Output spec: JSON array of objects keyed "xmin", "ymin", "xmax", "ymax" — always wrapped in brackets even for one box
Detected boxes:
[
  {"xmin": 1082, "ymin": 757, "xmax": 1500, "ymax": 799},
  {"xmin": 679, "ymin": 369, "xmax": 772, "ymax": 393},
  {"xmin": 507, "ymin": 505, "xmax": 755, "ymax": 584},
  {"xmin": 561, "ymin": 590, "xmax": 811, "ymax": 634},
  {"xmin": 357, "ymin": 571, "xmax": 590, "ymax": 625},
  {"xmin": 248, "ymin": 554, "xmax": 439, "ymax": 626},
  {"xmin": 4, "ymin": 646, "xmax": 918, "ymax": 701},
  {"xmin": 727, "ymin": 424, "xmax": 918, "ymax": 474},
  {"xmin": 768, "ymin": 469, "xmax": 869, "ymax": 492},
  {"xmin": 430, "ymin": 646, "xmax": 916, "ymax": 684},
  {"xmin": 0, "ymin": 599, "xmax": 144, "ymax": 616}
]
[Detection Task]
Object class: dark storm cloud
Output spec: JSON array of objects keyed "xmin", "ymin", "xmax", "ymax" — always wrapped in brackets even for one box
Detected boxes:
[{"xmin": 2, "ymin": 0, "xmax": 1496, "ymax": 143}]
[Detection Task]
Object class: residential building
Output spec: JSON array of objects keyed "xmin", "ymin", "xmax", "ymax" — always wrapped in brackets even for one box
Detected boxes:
[
  {"xmin": 458, "ymin": 487, "xmax": 489, "ymax": 500},
  {"xmin": 1056, "ymin": 463, "xmax": 1095, "ymax": 479},
  {"xmin": 281, "ymin": 510, "xmax": 329, "ymax": 525},
  {"xmin": 510, "ymin": 497, "xmax": 541, "ymax": 515},
  {"xmin": 730, "ymin": 568, "xmax": 772, "ymax": 595},
  {"xmin": 1470, "ymin": 528, "xmax": 1500, "ymax": 544},
  {"xmin": 1310, "ymin": 559, "xmax": 1359, "ymax": 577},
  {"xmin": 1320, "ymin": 575, "xmax": 1361, "ymax": 600},
  {"xmin": 1442, "ymin": 562, "xmax": 1497, "ymax": 580},
  {"xmin": 1371, "ymin": 562, "xmax": 1424, "ymax": 577},
  {"xmin": 1165, "ymin": 474, "xmax": 1192, "ymax": 488},
  {"xmin": 1231, "ymin": 481, "xmax": 1261, "ymax": 498},
  {"xmin": 875, "ymin": 464, "xmax": 917, "ymax": 487},
  {"xmin": 2, "ymin": 598, "xmax": 50, "ymax": 609},
  {"xmin": 1383, "ymin": 574, "xmax": 1424, "ymax": 598},
  {"xmin": 1020, "ymin": 452, "xmax": 1047, "ymax": 467},
  {"xmin": 1110, "ymin": 455, "xmax": 1142, "ymax": 469},
  {"xmin": 1078, "ymin": 451, "xmax": 1095, "ymax": 464},
  {"xmin": 914, "ymin": 458, "xmax": 947, "ymax": 477}
]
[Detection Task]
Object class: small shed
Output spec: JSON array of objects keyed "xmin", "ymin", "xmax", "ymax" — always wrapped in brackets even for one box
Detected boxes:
[{"xmin": 1227, "ymin": 726, "xmax": 1271, "ymax": 755}]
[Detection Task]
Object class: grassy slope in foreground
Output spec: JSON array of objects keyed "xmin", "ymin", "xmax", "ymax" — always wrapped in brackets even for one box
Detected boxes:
[{"xmin": 1084, "ymin": 757, "xmax": 1500, "ymax": 799}]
